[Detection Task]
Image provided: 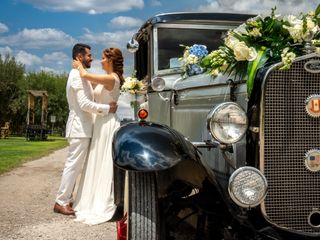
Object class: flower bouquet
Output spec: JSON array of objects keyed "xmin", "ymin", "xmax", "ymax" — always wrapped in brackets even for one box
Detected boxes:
[
  {"xmin": 121, "ymin": 72, "xmax": 147, "ymax": 119},
  {"xmin": 200, "ymin": 5, "xmax": 320, "ymax": 97},
  {"xmin": 179, "ymin": 44, "xmax": 208, "ymax": 78}
]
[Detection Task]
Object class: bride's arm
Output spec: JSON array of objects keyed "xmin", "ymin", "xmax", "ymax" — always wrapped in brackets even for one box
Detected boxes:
[{"xmin": 73, "ymin": 60, "xmax": 115, "ymax": 90}]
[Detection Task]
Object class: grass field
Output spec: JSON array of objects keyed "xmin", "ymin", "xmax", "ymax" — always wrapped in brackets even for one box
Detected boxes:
[{"xmin": 0, "ymin": 136, "xmax": 68, "ymax": 174}]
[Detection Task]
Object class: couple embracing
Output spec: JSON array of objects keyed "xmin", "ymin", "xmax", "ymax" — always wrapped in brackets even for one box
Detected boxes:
[{"xmin": 54, "ymin": 43, "xmax": 123, "ymax": 225}]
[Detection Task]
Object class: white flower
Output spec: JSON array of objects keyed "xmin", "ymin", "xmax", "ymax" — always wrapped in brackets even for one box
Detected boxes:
[
  {"xmin": 225, "ymin": 33, "xmax": 240, "ymax": 50},
  {"xmin": 220, "ymin": 61, "xmax": 229, "ymax": 71},
  {"xmin": 306, "ymin": 17, "xmax": 319, "ymax": 37},
  {"xmin": 280, "ymin": 48, "xmax": 296, "ymax": 70},
  {"xmin": 248, "ymin": 28, "xmax": 262, "ymax": 37},
  {"xmin": 183, "ymin": 50, "xmax": 189, "ymax": 59},
  {"xmin": 211, "ymin": 68, "xmax": 220, "ymax": 76},
  {"xmin": 234, "ymin": 23, "xmax": 248, "ymax": 35},
  {"xmin": 284, "ymin": 24, "xmax": 304, "ymax": 42},
  {"xmin": 283, "ymin": 16, "xmax": 318, "ymax": 43},
  {"xmin": 233, "ymin": 41, "xmax": 257, "ymax": 61},
  {"xmin": 122, "ymin": 77, "xmax": 138, "ymax": 90},
  {"xmin": 312, "ymin": 39, "xmax": 320, "ymax": 46},
  {"xmin": 284, "ymin": 15, "xmax": 303, "ymax": 26},
  {"xmin": 186, "ymin": 54, "xmax": 199, "ymax": 64}
]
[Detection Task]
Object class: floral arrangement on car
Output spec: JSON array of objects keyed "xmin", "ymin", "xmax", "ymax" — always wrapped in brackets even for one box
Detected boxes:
[
  {"xmin": 179, "ymin": 44, "xmax": 208, "ymax": 78},
  {"xmin": 200, "ymin": 5, "xmax": 320, "ymax": 97}
]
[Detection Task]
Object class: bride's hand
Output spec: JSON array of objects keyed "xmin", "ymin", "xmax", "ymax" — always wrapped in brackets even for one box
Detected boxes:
[{"xmin": 72, "ymin": 59, "xmax": 82, "ymax": 69}]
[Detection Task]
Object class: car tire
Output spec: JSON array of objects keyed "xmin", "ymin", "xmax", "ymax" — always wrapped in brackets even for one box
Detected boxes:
[{"xmin": 126, "ymin": 171, "xmax": 160, "ymax": 240}]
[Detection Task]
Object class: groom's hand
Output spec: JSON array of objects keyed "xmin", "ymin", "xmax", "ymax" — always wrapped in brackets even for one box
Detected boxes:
[{"xmin": 109, "ymin": 101, "xmax": 118, "ymax": 113}]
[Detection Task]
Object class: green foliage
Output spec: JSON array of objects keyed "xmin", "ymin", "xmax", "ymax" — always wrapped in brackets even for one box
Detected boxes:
[
  {"xmin": 0, "ymin": 54, "xmax": 69, "ymax": 135},
  {"xmin": 0, "ymin": 136, "xmax": 67, "ymax": 174},
  {"xmin": 201, "ymin": 5, "xmax": 320, "ymax": 97},
  {"xmin": 0, "ymin": 54, "xmax": 25, "ymax": 128},
  {"xmin": 24, "ymin": 71, "xmax": 68, "ymax": 133}
]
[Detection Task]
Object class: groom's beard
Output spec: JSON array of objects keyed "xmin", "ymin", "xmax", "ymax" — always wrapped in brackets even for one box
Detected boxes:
[{"xmin": 83, "ymin": 61, "xmax": 91, "ymax": 69}]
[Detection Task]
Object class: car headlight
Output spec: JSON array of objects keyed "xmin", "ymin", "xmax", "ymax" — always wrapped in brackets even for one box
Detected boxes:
[
  {"xmin": 228, "ymin": 167, "xmax": 268, "ymax": 208},
  {"xmin": 207, "ymin": 102, "xmax": 248, "ymax": 144},
  {"xmin": 151, "ymin": 77, "xmax": 165, "ymax": 91}
]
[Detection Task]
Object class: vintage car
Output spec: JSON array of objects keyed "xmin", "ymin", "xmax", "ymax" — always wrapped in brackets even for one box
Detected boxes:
[{"xmin": 112, "ymin": 12, "xmax": 320, "ymax": 240}]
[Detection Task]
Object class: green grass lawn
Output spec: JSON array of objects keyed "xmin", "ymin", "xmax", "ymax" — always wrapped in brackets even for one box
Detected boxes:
[{"xmin": 0, "ymin": 136, "xmax": 68, "ymax": 174}]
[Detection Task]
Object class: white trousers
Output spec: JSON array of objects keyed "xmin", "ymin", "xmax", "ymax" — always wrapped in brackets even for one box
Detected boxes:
[{"xmin": 55, "ymin": 138, "xmax": 90, "ymax": 206}]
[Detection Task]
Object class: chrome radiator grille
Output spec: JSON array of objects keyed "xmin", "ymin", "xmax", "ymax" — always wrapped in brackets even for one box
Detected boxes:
[{"xmin": 261, "ymin": 56, "xmax": 320, "ymax": 235}]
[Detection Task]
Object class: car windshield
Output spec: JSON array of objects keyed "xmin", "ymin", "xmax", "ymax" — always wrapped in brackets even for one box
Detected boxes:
[{"xmin": 156, "ymin": 27, "xmax": 227, "ymax": 73}]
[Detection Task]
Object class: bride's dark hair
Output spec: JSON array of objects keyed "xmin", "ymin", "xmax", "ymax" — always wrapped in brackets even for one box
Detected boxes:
[{"xmin": 103, "ymin": 48, "xmax": 124, "ymax": 87}]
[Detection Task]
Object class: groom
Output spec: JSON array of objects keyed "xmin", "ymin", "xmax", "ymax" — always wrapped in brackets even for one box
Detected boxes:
[{"xmin": 54, "ymin": 43, "xmax": 117, "ymax": 215}]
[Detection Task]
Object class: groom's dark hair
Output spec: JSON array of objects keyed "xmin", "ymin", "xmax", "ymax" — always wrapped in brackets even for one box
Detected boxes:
[{"xmin": 72, "ymin": 43, "xmax": 91, "ymax": 60}]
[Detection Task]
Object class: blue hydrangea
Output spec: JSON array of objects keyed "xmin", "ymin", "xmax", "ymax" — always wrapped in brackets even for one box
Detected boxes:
[
  {"xmin": 187, "ymin": 64, "xmax": 205, "ymax": 76},
  {"xmin": 189, "ymin": 44, "xmax": 208, "ymax": 58}
]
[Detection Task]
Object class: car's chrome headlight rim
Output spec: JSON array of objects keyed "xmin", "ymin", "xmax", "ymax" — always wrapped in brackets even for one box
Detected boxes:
[
  {"xmin": 228, "ymin": 166, "xmax": 268, "ymax": 208},
  {"xmin": 151, "ymin": 77, "xmax": 165, "ymax": 91},
  {"xmin": 207, "ymin": 102, "xmax": 248, "ymax": 144}
]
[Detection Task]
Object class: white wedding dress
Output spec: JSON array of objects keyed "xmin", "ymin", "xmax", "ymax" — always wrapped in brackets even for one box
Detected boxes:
[{"xmin": 73, "ymin": 74, "xmax": 120, "ymax": 225}]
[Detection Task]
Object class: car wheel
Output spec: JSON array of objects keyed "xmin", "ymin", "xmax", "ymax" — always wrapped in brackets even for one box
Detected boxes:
[{"xmin": 123, "ymin": 171, "xmax": 160, "ymax": 240}]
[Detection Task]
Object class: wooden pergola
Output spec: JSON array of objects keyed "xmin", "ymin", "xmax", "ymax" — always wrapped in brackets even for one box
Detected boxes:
[
  {"xmin": 26, "ymin": 90, "xmax": 48, "ymax": 140},
  {"xmin": 26, "ymin": 90, "xmax": 48, "ymax": 126}
]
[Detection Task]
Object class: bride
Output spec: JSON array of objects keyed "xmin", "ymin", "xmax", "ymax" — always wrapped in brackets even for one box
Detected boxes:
[{"xmin": 72, "ymin": 47, "xmax": 124, "ymax": 225}]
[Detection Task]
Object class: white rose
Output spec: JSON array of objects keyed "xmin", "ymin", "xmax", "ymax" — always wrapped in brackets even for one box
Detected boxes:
[
  {"xmin": 127, "ymin": 80, "xmax": 137, "ymax": 89},
  {"xmin": 233, "ymin": 41, "xmax": 257, "ymax": 61},
  {"xmin": 122, "ymin": 81, "xmax": 131, "ymax": 89},
  {"xmin": 225, "ymin": 33, "xmax": 240, "ymax": 50},
  {"xmin": 284, "ymin": 15, "xmax": 303, "ymax": 26},
  {"xmin": 247, "ymin": 47, "xmax": 258, "ymax": 61}
]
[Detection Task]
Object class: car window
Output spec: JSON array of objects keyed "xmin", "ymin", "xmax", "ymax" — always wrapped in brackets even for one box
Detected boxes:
[{"xmin": 157, "ymin": 27, "xmax": 227, "ymax": 71}]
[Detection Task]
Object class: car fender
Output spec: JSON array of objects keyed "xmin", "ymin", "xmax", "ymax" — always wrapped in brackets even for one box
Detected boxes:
[{"xmin": 112, "ymin": 121, "xmax": 200, "ymax": 171}]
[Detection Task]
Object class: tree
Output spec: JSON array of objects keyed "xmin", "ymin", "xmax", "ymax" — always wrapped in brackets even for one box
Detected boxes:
[
  {"xmin": 0, "ymin": 54, "xmax": 25, "ymax": 130},
  {"xmin": 22, "ymin": 71, "xmax": 68, "ymax": 135},
  {"xmin": 0, "ymin": 54, "xmax": 69, "ymax": 136}
]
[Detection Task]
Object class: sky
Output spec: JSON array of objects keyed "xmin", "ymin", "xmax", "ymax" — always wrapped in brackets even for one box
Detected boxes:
[
  {"xmin": 0, "ymin": 0, "xmax": 319, "ymax": 119},
  {"xmin": 0, "ymin": 0, "xmax": 319, "ymax": 76}
]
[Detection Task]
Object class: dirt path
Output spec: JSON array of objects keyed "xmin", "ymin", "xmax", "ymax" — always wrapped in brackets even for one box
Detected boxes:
[{"xmin": 0, "ymin": 147, "xmax": 117, "ymax": 240}]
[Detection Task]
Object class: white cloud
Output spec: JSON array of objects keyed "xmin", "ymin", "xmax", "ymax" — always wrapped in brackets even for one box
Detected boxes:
[
  {"xmin": 43, "ymin": 51, "xmax": 69, "ymax": 62},
  {"xmin": 21, "ymin": 0, "xmax": 144, "ymax": 14},
  {"xmin": 0, "ymin": 22, "xmax": 8, "ymax": 33},
  {"xmin": 81, "ymin": 28, "xmax": 134, "ymax": 48},
  {"xmin": 151, "ymin": 0, "xmax": 162, "ymax": 7},
  {"xmin": 15, "ymin": 50, "xmax": 42, "ymax": 66},
  {"xmin": 79, "ymin": 28, "xmax": 135, "ymax": 76},
  {"xmin": 0, "ymin": 46, "xmax": 13, "ymax": 57},
  {"xmin": 198, "ymin": 0, "xmax": 319, "ymax": 15},
  {"xmin": 109, "ymin": 16, "xmax": 143, "ymax": 29},
  {"xmin": 0, "ymin": 28, "xmax": 75, "ymax": 49}
]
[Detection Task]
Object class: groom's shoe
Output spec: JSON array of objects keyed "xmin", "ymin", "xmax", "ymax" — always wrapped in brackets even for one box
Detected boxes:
[{"xmin": 53, "ymin": 203, "xmax": 75, "ymax": 216}]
